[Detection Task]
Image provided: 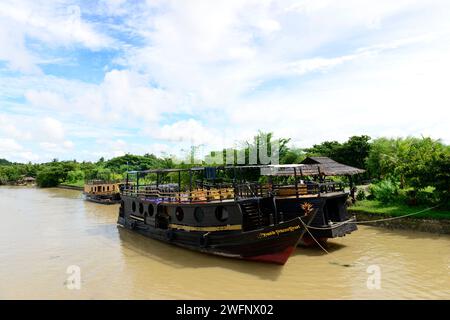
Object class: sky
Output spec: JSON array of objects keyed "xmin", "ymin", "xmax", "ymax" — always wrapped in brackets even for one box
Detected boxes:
[{"xmin": 0, "ymin": 0, "xmax": 449, "ymax": 163}]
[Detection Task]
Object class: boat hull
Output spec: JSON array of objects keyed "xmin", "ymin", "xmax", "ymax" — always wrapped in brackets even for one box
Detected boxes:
[
  {"xmin": 117, "ymin": 216, "xmax": 304, "ymax": 265},
  {"xmin": 84, "ymin": 193, "xmax": 121, "ymax": 205}
]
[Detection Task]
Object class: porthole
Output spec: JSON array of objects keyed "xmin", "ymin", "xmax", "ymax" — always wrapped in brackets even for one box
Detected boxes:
[
  {"xmin": 175, "ymin": 207, "xmax": 184, "ymax": 221},
  {"xmin": 215, "ymin": 206, "xmax": 229, "ymax": 222},
  {"xmin": 139, "ymin": 202, "xmax": 144, "ymax": 214},
  {"xmin": 132, "ymin": 201, "xmax": 136, "ymax": 213},
  {"xmin": 107, "ymin": 186, "xmax": 110, "ymax": 191},
  {"xmin": 194, "ymin": 207, "xmax": 205, "ymax": 222},
  {"xmin": 148, "ymin": 204, "xmax": 154, "ymax": 217}
]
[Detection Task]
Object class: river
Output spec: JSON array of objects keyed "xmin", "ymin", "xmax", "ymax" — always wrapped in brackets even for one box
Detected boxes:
[{"xmin": 0, "ymin": 186, "xmax": 449, "ymax": 299}]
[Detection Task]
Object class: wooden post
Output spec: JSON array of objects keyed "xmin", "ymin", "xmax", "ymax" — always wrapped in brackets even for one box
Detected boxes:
[
  {"xmin": 189, "ymin": 169, "xmax": 192, "ymax": 203},
  {"xmin": 294, "ymin": 167, "xmax": 299, "ymax": 201},
  {"xmin": 232, "ymin": 167, "xmax": 237, "ymax": 200},
  {"xmin": 178, "ymin": 171, "xmax": 181, "ymax": 203},
  {"xmin": 136, "ymin": 172, "xmax": 140, "ymax": 197}
]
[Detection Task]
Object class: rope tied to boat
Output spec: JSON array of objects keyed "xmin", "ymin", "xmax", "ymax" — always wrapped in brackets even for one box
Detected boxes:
[
  {"xmin": 304, "ymin": 204, "xmax": 442, "ymax": 231},
  {"xmin": 299, "ymin": 218, "xmax": 330, "ymax": 254}
]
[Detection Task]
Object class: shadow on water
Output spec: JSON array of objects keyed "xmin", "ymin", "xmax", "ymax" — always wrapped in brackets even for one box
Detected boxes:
[{"xmin": 117, "ymin": 227, "xmax": 284, "ymax": 281}]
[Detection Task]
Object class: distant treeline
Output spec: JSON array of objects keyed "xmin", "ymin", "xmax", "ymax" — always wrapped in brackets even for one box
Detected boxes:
[{"xmin": 0, "ymin": 132, "xmax": 448, "ymax": 205}]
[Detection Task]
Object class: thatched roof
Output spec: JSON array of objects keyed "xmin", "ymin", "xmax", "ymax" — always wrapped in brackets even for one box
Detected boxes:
[
  {"xmin": 300, "ymin": 157, "xmax": 365, "ymax": 175},
  {"xmin": 260, "ymin": 157, "xmax": 365, "ymax": 176}
]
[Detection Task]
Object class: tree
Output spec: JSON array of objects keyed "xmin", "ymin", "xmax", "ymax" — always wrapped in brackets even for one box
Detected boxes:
[
  {"xmin": 0, "ymin": 159, "xmax": 11, "ymax": 166},
  {"xmin": 338, "ymin": 135, "xmax": 371, "ymax": 169},
  {"xmin": 280, "ymin": 148, "xmax": 305, "ymax": 164},
  {"xmin": 367, "ymin": 137, "xmax": 450, "ymax": 202},
  {"xmin": 66, "ymin": 170, "xmax": 85, "ymax": 183},
  {"xmin": 36, "ymin": 167, "xmax": 65, "ymax": 187},
  {"xmin": 305, "ymin": 135, "xmax": 371, "ymax": 170}
]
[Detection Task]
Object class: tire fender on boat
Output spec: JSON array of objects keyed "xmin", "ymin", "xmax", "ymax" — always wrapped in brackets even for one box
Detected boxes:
[
  {"xmin": 166, "ymin": 229, "xmax": 174, "ymax": 241},
  {"xmin": 200, "ymin": 232, "xmax": 210, "ymax": 247}
]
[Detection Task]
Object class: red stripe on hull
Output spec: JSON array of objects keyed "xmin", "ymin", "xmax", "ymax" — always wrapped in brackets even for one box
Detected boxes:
[{"xmin": 245, "ymin": 245, "xmax": 295, "ymax": 265}]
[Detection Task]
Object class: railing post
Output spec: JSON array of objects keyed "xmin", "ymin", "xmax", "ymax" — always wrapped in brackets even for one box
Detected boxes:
[{"xmin": 136, "ymin": 173, "xmax": 140, "ymax": 197}]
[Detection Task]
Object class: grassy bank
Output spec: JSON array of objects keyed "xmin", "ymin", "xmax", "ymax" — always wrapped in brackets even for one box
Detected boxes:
[
  {"xmin": 349, "ymin": 200, "xmax": 450, "ymax": 220},
  {"xmin": 59, "ymin": 180, "xmax": 84, "ymax": 188}
]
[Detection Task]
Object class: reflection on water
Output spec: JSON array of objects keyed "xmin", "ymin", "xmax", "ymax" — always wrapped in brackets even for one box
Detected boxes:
[{"xmin": 0, "ymin": 186, "xmax": 449, "ymax": 299}]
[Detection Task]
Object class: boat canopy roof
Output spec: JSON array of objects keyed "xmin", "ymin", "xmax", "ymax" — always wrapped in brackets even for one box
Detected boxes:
[
  {"xmin": 127, "ymin": 165, "xmax": 266, "ymax": 175},
  {"xmin": 127, "ymin": 159, "xmax": 364, "ymax": 177}
]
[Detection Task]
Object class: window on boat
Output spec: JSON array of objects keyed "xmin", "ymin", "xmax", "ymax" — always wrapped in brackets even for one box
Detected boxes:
[
  {"xmin": 132, "ymin": 201, "xmax": 136, "ymax": 213},
  {"xmin": 107, "ymin": 186, "xmax": 110, "ymax": 191},
  {"xmin": 175, "ymin": 207, "xmax": 184, "ymax": 221},
  {"xmin": 215, "ymin": 206, "xmax": 229, "ymax": 222},
  {"xmin": 194, "ymin": 207, "xmax": 204, "ymax": 222},
  {"xmin": 148, "ymin": 204, "xmax": 154, "ymax": 217},
  {"xmin": 139, "ymin": 202, "xmax": 144, "ymax": 214}
]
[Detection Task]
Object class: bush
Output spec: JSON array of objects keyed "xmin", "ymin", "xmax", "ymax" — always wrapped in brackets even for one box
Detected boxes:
[
  {"xmin": 415, "ymin": 189, "xmax": 440, "ymax": 206},
  {"xmin": 66, "ymin": 170, "xmax": 85, "ymax": 183},
  {"xmin": 369, "ymin": 180, "xmax": 399, "ymax": 204},
  {"xmin": 356, "ymin": 189, "xmax": 366, "ymax": 201},
  {"xmin": 36, "ymin": 167, "xmax": 65, "ymax": 187}
]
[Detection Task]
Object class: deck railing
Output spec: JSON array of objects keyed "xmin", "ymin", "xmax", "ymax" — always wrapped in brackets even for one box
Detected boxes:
[
  {"xmin": 121, "ymin": 180, "xmax": 344, "ymax": 202},
  {"xmin": 121, "ymin": 184, "xmax": 236, "ymax": 203}
]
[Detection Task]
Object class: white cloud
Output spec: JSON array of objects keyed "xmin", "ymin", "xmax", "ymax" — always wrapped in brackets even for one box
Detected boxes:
[
  {"xmin": 1, "ymin": 0, "xmax": 450, "ymax": 162},
  {"xmin": 23, "ymin": 69, "xmax": 177, "ymax": 123},
  {"xmin": 39, "ymin": 117, "xmax": 65, "ymax": 142},
  {"xmin": 148, "ymin": 119, "xmax": 216, "ymax": 145},
  {"xmin": 0, "ymin": 138, "xmax": 23, "ymax": 152},
  {"xmin": 0, "ymin": 0, "xmax": 114, "ymax": 73},
  {"xmin": 39, "ymin": 140, "xmax": 74, "ymax": 154}
]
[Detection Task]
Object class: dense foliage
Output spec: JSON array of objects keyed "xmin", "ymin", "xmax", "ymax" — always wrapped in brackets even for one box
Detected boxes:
[
  {"xmin": 305, "ymin": 135, "xmax": 371, "ymax": 171},
  {"xmin": 1, "ymin": 133, "xmax": 448, "ymax": 207}
]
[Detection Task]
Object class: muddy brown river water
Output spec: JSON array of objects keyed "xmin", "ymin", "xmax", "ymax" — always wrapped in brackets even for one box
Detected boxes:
[{"xmin": 0, "ymin": 186, "xmax": 449, "ymax": 299}]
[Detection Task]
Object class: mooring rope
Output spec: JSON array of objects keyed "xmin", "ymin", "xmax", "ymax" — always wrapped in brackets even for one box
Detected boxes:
[
  {"xmin": 299, "ymin": 203, "xmax": 442, "ymax": 255},
  {"xmin": 303, "ymin": 204, "xmax": 442, "ymax": 230},
  {"xmin": 299, "ymin": 218, "xmax": 330, "ymax": 254}
]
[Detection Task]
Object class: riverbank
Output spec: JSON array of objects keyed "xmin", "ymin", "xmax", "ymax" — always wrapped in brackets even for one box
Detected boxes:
[
  {"xmin": 57, "ymin": 184, "xmax": 83, "ymax": 191},
  {"xmin": 349, "ymin": 200, "xmax": 450, "ymax": 234}
]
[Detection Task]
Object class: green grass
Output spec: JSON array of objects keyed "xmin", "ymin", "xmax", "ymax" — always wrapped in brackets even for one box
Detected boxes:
[
  {"xmin": 349, "ymin": 200, "xmax": 450, "ymax": 220},
  {"xmin": 59, "ymin": 180, "xmax": 85, "ymax": 188}
]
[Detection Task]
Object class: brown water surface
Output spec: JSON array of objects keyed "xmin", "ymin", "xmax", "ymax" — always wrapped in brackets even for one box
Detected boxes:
[{"xmin": 0, "ymin": 186, "xmax": 449, "ymax": 299}]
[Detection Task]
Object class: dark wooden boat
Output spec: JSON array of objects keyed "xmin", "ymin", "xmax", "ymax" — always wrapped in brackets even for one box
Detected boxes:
[
  {"xmin": 258, "ymin": 163, "xmax": 361, "ymax": 246},
  {"xmin": 83, "ymin": 180, "xmax": 122, "ymax": 205},
  {"xmin": 117, "ymin": 167, "xmax": 310, "ymax": 265}
]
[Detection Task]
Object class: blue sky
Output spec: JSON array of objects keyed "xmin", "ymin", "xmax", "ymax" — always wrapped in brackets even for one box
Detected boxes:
[{"xmin": 0, "ymin": 0, "xmax": 449, "ymax": 163}]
